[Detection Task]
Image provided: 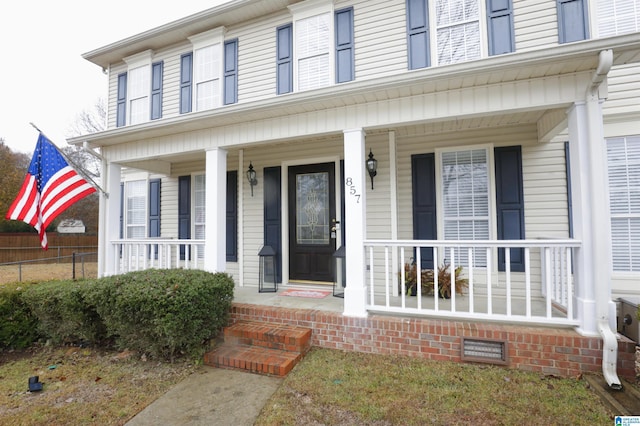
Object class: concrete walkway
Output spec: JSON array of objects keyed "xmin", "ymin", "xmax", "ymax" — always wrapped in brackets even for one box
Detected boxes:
[{"xmin": 126, "ymin": 367, "xmax": 282, "ymax": 426}]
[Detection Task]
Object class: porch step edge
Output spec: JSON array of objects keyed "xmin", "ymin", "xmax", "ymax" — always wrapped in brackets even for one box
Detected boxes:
[
  {"xmin": 204, "ymin": 345, "xmax": 302, "ymax": 377},
  {"xmin": 224, "ymin": 320, "xmax": 312, "ymax": 353}
]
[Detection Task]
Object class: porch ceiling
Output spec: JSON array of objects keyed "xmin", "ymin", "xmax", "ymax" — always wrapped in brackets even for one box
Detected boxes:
[{"xmin": 70, "ymin": 34, "xmax": 640, "ymax": 152}]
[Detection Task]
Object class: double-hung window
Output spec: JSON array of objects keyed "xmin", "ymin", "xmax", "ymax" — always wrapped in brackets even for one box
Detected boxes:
[
  {"xmin": 183, "ymin": 28, "xmax": 238, "ymax": 113},
  {"xmin": 128, "ymin": 66, "xmax": 150, "ymax": 125},
  {"xmin": 125, "ymin": 180, "xmax": 147, "ymax": 239},
  {"xmin": 194, "ymin": 44, "xmax": 221, "ymax": 111},
  {"xmin": 116, "ymin": 50, "xmax": 164, "ymax": 127},
  {"xmin": 281, "ymin": 1, "xmax": 354, "ymax": 94},
  {"xmin": 607, "ymin": 136, "xmax": 640, "ymax": 272},
  {"xmin": 406, "ymin": 0, "xmax": 515, "ymax": 70},
  {"xmin": 194, "ymin": 174, "xmax": 207, "ymax": 259},
  {"xmin": 439, "ymin": 148, "xmax": 490, "ymax": 266},
  {"xmin": 436, "ymin": 0, "xmax": 481, "ymax": 65},
  {"xmin": 597, "ymin": 0, "xmax": 640, "ymax": 37}
]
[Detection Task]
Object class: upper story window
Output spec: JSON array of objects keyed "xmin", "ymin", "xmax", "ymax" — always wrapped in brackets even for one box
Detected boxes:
[
  {"xmin": 128, "ymin": 66, "xmax": 150, "ymax": 125},
  {"xmin": 406, "ymin": 0, "xmax": 515, "ymax": 70},
  {"xmin": 180, "ymin": 28, "xmax": 238, "ymax": 114},
  {"xmin": 279, "ymin": 0, "xmax": 354, "ymax": 94},
  {"xmin": 436, "ymin": 0, "xmax": 481, "ymax": 64},
  {"xmin": 597, "ymin": 0, "xmax": 640, "ymax": 37},
  {"xmin": 116, "ymin": 50, "xmax": 163, "ymax": 127}
]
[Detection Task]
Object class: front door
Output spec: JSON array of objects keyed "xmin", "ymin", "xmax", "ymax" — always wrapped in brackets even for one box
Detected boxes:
[{"xmin": 288, "ymin": 162, "xmax": 336, "ymax": 282}]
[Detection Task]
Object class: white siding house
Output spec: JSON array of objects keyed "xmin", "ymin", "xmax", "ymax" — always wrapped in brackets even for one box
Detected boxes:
[{"xmin": 70, "ymin": 0, "xmax": 640, "ymax": 386}]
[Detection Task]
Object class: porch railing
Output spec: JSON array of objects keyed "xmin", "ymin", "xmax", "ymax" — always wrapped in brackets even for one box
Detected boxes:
[
  {"xmin": 111, "ymin": 239, "xmax": 206, "ymax": 274},
  {"xmin": 364, "ymin": 239, "xmax": 581, "ymax": 326}
]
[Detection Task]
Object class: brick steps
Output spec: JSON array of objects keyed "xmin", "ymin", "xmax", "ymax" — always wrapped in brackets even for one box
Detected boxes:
[{"xmin": 204, "ymin": 321, "xmax": 312, "ymax": 377}]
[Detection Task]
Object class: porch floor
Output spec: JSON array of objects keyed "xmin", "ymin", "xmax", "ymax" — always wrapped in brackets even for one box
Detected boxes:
[
  {"xmin": 233, "ymin": 284, "xmax": 564, "ymax": 320},
  {"xmin": 233, "ymin": 285, "xmax": 343, "ymax": 312}
]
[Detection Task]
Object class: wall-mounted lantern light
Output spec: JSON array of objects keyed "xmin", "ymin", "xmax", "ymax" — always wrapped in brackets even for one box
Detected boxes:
[
  {"xmin": 366, "ymin": 149, "xmax": 378, "ymax": 190},
  {"xmin": 247, "ymin": 162, "xmax": 258, "ymax": 196}
]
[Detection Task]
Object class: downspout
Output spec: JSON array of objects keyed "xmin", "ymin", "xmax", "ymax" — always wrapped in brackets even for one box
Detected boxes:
[{"xmin": 588, "ymin": 49, "xmax": 622, "ymax": 390}]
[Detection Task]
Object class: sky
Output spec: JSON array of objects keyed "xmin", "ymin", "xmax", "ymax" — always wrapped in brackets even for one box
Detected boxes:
[{"xmin": 0, "ymin": 1, "xmax": 227, "ymax": 155}]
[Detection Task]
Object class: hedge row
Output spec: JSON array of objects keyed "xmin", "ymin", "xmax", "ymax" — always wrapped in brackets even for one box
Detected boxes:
[{"xmin": 0, "ymin": 269, "xmax": 234, "ymax": 360}]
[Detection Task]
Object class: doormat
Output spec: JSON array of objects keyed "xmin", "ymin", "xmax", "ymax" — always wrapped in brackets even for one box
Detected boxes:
[{"xmin": 279, "ymin": 288, "xmax": 331, "ymax": 299}]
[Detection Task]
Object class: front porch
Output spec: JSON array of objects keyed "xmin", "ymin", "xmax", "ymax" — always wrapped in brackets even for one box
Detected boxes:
[
  {"xmin": 229, "ymin": 286, "xmax": 637, "ymax": 380},
  {"xmin": 112, "ymin": 237, "xmax": 579, "ymax": 327}
]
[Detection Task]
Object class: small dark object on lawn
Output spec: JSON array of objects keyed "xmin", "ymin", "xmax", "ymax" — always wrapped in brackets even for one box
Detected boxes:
[{"xmin": 28, "ymin": 376, "xmax": 43, "ymax": 392}]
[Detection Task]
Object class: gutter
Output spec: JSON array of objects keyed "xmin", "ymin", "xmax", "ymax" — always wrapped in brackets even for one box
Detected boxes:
[{"xmin": 589, "ymin": 49, "xmax": 622, "ymax": 390}]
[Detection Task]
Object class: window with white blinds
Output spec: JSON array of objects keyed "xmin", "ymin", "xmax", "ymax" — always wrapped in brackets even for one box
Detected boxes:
[
  {"xmin": 607, "ymin": 136, "xmax": 640, "ymax": 272},
  {"xmin": 598, "ymin": 0, "xmax": 640, "ymax": 37},
  {"xmin": 436, "ymin": 0, "xmax": 481, "ymax": 65},
  {"xmin": 194, "ymin": 175, "xmax": 206, "ymax": 258},
  {"xmin": 194, "ymin": 44, "xmax": 221, "ymax": 111},
  {"xmin": 296, "ymin": 13, "xmax": 331, "ymax": 91},
  {"xmin": 125, "ymin": 180, "xmax": 147, "ymax": 239},
  {"xmin": 441, "ymin": 148, "xmax": 489, "ymax": 266},
  {"xmin": 128, "ymin": 66, "xmax": 149, "ymax": 125}
]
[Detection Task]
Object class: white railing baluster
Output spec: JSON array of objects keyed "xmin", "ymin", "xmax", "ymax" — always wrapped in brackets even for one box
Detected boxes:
[
  {"xmin": 369, "ymin": 246, "xmax": 375, "ymax": 305},
  {"xmin": 433, "ymin": 248, "xmax": 438, "ymax": 312},
  {"xmin": 505, "ymin": 248, "xmax": 512, "ymax": 316},
  {"xmin": 525, "ymin": 247, "xmax": 531, "ymax": 318},
  {"xmin": 384, "ymin": 246, "xmax": 390, "ymax": 308},
  {"xmin": 400, "ymin": 247, "xmax": 406, "ymax": 309},
  {"xmin": 566, "ymin": 247, "xmax": 573, "ymax": 320},
  {"xmin": 450, "ymin": 247, "xmax": 456, "ymax": 313},
  {"xmin": 416, "ymin": 247, "xmax": 422, "ymax": 310},
  {"xmin": 486, "ymin": 248, "xmax": 492, "ymax": 315},
  {"xmin": 468, "ymin": 247, "xmax": 474, "ymax": 313},
  {"xmin": 545, "ymin": 247, "xmax": 552, "ymax": 318}
]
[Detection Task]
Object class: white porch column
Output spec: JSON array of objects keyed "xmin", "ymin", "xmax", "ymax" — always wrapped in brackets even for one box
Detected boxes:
[
  {"xmin": 567, "ymin": 98, "xmax": 614, "ymax": 335},
  {"xmin": 99, "ymin": 161, "xmax": 121, "ymax": 277},
  {"xmin": 343, "ymin": 128, "xmax": 368, "ymax": 317},
  {"xmin": 204, "ymin": 148, "xmax": 228, "ymax": 273}
]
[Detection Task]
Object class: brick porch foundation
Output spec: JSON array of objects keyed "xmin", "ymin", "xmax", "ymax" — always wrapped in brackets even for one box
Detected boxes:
[{"xmin": 231, "ymin": 303, "xmax": 637, "ymax": 380}]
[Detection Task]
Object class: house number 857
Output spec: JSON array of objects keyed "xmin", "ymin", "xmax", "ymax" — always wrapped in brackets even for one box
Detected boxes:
[{"xmin": 345, "ymin": 177, "xmax": 361, "ymax": 203}]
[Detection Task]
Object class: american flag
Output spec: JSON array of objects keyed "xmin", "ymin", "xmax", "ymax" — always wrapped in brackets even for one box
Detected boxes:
[{"xmin": 5, "ymin": 133, "xmax": 97, "ymax": 250}]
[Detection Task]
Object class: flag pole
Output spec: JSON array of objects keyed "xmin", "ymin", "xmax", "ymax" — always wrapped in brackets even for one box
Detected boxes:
[{"xmin": 29, "ymin": 122, "xmax": 108, "ymax": 197}]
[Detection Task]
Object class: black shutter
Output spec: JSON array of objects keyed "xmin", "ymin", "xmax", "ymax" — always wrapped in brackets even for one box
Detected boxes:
[
  {"xmin": 150, "ymin": 61, "xmax": 163, "ymax": 120},
  {"xmin": 148, "ymin": 179, "xmax": 161, "ymax": 259},
  {"xmin": 226, "ymin": 171, "xmax": 238, "ymax": 261},
  {"xmin": 180, "ymin": 53, "xmax": 193, "ymax": 114},
  {"xmin": 116, "ymin": 73, "xmax": 127, "ymax": 127},
  {"xmin": 148, "ymin": 179, "xmax": 161, "ymax": 238},
  {"xmin": 264, "ymin": 166, "xmax": 282, "ymax": 283},
  {"xmin": 557, "ymin": 0, "xmax": 589, "ymax": 44},
  {"xmin": 276, "ymin": 24, "xmax": 293, "ymax": 95},
  {"xmin": 495, "ymin": 146, "xmax": 525, "ymax": 272},
  {"xmin": 335, "ymin": 7, "xmax": 354, "ymax": 83},
  {"xmin": 406, "ymin": 0, "xmax": 430, "ymax": 69},
  {"xmin": 178, "ymin": 175, "xmax": 191, "ymax": 260},
  {"xmin": 224, "ymin": 39, "xmax": 238, "ymax": 105},
  {"xmin": 411, "ymin": 153, "xmax": 436, "ymax": 269},
  {"xmin": 486, "ymin": 0, "xmax": 515, "ymax": 55}
]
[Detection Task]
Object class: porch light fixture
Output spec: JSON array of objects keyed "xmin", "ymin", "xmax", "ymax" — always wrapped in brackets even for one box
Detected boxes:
[
  {"xmin": 366, "ymin": 149, "xmax": 378, "ymax": 190},
  {"xmin": 247, "ymin": 162, "xmax": 258, "ymax": 196}
]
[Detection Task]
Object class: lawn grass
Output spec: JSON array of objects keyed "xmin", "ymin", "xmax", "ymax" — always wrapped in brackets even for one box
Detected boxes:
[
  {"xmin": 0, "ymin": 345, "xmax": 197, "ymax": 426},
  {"xmin": 256, "ymin": 348, "xmax": 613, "ymax": 425}
]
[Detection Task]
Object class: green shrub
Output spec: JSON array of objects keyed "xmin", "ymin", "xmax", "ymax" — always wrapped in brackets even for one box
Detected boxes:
[
  {"xmin": 87, "ymin": 269, "xmax": 234, "ymax": 361},
  {"xmin": 0, "ymin": 283, "xmax": 40, "ymax": 349},
  {"xmin": 21, "ymin": 279, "xmax": 108, "ymax": 345}
]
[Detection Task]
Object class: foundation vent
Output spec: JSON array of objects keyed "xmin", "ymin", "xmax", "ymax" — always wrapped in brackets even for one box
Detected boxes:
[{"xmin": 461, "ymin": 338, "xmax": 508, "ymax": 365}]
